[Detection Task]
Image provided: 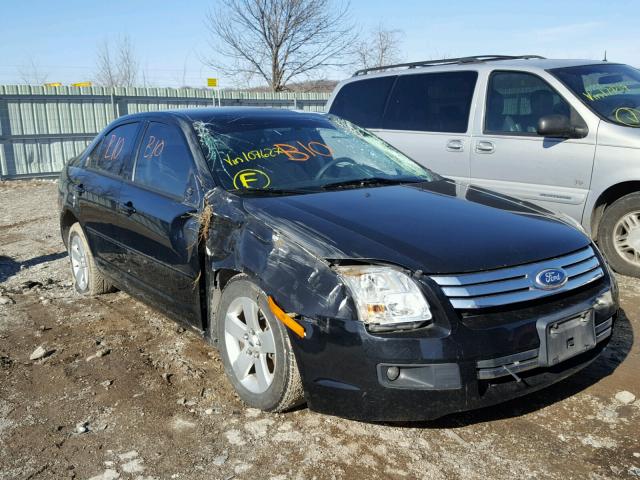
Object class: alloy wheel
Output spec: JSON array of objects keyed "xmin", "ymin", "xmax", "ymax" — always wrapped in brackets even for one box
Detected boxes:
[
  {"xmin": 614, "ymin": 211, "xmax": 640, "ymax": 266},
  {"xmin": 224, "ymin": 296, "xmax": 277, "ymax": 394},
  {"xmin": 70, "ymin": 234, "xmax": 89, "ymax": 291}
]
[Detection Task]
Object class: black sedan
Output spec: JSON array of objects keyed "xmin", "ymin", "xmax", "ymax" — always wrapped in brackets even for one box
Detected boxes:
[{"xmin": 58, "ymin": 108, "xmax": 618, "ymax": 421}]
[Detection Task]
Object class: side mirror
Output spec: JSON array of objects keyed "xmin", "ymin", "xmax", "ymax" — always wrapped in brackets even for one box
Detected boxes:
[{"xmin": 537, "ymin": 114, "xmax": 588, "ymax": 139}]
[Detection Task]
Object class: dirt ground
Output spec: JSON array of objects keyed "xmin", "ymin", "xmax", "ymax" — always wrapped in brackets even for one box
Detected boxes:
[{"xmin": 0, "ymin": 180, "xmax": 638, "ymax": 480}]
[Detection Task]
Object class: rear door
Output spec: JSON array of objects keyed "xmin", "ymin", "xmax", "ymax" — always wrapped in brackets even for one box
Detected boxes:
[
  {"xmin": 469, "ymin": 70, "xmax": 597, "ymax": 218},
  {"xmin": 75, "ymin": 121, "xmax": 142, "ymax": 273},
  {"xmin": 115, "ymin": 120, "xmax": 203, "ymax": 326}
]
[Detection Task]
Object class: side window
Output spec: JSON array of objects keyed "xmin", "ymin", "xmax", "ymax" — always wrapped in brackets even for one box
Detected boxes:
[
  {"xmin": 383, "ymin": 71, "xmax": 478, "ymax": 133},
  {"xmin": 328, "ymin": 76, "xmax": 396, "ymax": 129},
  {"xmin": 134, "ymin": 122, "xmax": 194, "ymax": 199},
  {"xmin": 485, "ymin": 72, "xmax": 571, "ymax": 135},
  {"xmin": 91, "ymin": 123, "xmax": 140, "ymax": 176}
]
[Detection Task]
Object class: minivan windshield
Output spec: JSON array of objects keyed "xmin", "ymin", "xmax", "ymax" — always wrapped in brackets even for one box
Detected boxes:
[
  {"xmin": 193, "ymin": 114, "xmax": 436, "ymax": 194},
  {"xmin": 551, "ymin": 63, "xmax": 640, "ymax": 127}
]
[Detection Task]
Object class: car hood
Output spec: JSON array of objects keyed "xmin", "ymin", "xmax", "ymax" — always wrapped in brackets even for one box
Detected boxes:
[{"xmin": 242, "ymin": 179, "xmax": 591, "ymax": 274}]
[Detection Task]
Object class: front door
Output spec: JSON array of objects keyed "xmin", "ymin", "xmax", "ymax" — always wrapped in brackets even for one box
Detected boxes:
[
  {"xmin": 469, "ymin": 70, "xmax": 597, "ymax": 219},
  {"xmin": 115, "ymin": 121, "xmax": 203, "ymax": 327}
]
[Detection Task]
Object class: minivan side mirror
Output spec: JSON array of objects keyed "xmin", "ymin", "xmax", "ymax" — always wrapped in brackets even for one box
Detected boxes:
[{"xmin": 537, "ymin": 114, "xmax": 588, "ymax": 139}]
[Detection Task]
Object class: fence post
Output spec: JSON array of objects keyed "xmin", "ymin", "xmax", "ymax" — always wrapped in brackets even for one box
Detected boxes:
[
  {"xmin": 110, "ymin": 88, "xmax": 118, "ymax": 118},
  {"xmin": 0, "ymin": 96, "xmax": 15, "ymax": 179}
]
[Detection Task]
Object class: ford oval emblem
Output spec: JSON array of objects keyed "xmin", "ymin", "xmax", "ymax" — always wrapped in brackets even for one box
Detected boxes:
[{"xmin": 535, "ymin": 268, "xmax": 568, "ymax": 290}]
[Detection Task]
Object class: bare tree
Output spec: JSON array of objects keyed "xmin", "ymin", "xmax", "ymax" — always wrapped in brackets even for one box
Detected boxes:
[
  {"xmin": 18, "ymin": 58, "xmax": 49, "ymax": 85},
  {"xmin": 95, "ymin": 35, "xmax": 139, "ymax": 87},
  {"xmin": 355, "ymin": 24, "xmax": 404, "ymax": 71},
  {"xmin": 204, "ymin": 0, "xmax": 357, "ymax": 92}
]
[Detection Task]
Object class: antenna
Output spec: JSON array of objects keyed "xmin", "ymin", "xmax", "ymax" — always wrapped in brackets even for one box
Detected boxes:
[{"xmin": 603, "ymin": 50, "xmax": 608, "ymax": 62}]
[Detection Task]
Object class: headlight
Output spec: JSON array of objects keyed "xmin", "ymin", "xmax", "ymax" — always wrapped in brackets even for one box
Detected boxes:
[{"xmin": 335, "ymin": 265, "xmax": 432, "ymax": 326}]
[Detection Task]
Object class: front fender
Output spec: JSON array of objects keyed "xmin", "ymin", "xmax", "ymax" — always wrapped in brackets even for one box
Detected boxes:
[{"xmin": 204, "ymin": 188, "xmax": 355, "ymax": 330}]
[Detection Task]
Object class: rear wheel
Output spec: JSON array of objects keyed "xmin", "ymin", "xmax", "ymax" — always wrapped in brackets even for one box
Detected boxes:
[
  {"xmin": 598, "ymin": 192, "xmax": 640, "ymax": 277},
  {"xmin": 67, "ymin": 223, "xmax": 113, "ymax": 295},
  {"xmin": 216, "ymin": 275, "xmax": 304, "ymax": 412}
]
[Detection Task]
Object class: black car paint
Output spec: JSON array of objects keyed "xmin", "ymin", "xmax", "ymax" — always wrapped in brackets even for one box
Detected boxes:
[{"xmin": 59, "ymin": 108, "xmax": 616, "ymax": 421}]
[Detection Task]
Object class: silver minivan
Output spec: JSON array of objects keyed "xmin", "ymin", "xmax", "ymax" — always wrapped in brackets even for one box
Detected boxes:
[{"xmin": 327, "ymin": 55, "xmax": 640, "ymax": 276}]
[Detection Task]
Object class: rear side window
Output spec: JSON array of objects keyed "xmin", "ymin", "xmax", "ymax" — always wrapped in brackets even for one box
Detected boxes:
[
  {"xmin": 133, "ymin": 122, "xmax": 194, "ymax": 199},
  {"xmin": 383, "ymin": 71, "xmax": 478, "ymax": 133},
  {"xmin": 485, "ymin": 71, "xmax": 572, "ymax": 134},
  {"xmin": 328, "ymin": 76, "xmax": 396, "ymax": 128},
  {"xmin": 91, "ymin": 123, "xmax": 140, "ymax": 176}
]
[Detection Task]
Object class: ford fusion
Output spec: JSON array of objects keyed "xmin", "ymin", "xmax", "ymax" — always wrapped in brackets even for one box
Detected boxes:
[{"xmin": 58, "ymin": 108, "xmax": 618, "ymax": 421}]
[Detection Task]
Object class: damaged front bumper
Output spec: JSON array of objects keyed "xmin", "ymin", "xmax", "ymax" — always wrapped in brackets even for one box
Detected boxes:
[{"xmin": 288, "ymin": 279, "xmax": 616, "ymax": 422}]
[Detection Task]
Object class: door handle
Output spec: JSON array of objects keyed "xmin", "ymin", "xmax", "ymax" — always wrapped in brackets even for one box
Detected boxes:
[
  {"xmin": 446, "ymin": 139, "xmax": 464, "ymax": 152},
  {"xmin": 475, "ymin": 141, "xmax": 495, "ymax": 154},
  {"xmin": 118, "ymin": 201, "xmax": 136, "ymax": 216}
]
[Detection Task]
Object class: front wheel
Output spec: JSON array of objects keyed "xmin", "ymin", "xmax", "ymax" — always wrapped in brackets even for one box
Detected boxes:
[
  {"xmin": 598, "ymin": 192, "xmax": 640, "ymax": 277},
  {"xmin": 216, "ymin": 275, "xmax": 304, "ymax": 412}
]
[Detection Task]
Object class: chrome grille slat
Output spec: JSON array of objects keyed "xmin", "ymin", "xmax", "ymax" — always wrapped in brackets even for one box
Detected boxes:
[
  {"xmin": 431, "ymin": 246, "xmax": 604, "ymax": 309},
  {"xmin": 431, "ymin": 246, "xmax": 595, "ymax": 287},
  {"xmin": 441, "ymin": 275, "xmax": 531, "ymax": 298}
]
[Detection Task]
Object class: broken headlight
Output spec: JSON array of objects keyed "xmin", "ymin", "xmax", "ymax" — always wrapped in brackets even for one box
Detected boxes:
[{"xmin": 335, "ymin": 266, "xmax": 432, "ymax": 326}]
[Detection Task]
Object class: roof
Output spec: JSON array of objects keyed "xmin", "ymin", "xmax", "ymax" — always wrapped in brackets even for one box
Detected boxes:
[
  {"xmin": 350, "ymin": 57, "xmax": 611, "ymax": 80},
  {"xmin": 117, "ymin": 107, "xmax": 323, "ymax": 125}
]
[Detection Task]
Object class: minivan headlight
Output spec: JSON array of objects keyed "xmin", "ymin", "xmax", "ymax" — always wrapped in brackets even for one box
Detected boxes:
[{"xmin": 335, "ymin": 266, "xmax": 432, "ymax": 325}]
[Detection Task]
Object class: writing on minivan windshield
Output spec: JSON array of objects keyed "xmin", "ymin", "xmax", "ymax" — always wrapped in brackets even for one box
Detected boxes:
[
  {"xmin": 551, "ymin": 64, "xmax": 640, "ymax": 128},
  {"xmin": 582, "ymin": 84, "xmax": 629, "ymax": 102},
  {"xmin": 192, "ymin": 117, "xmax": 434, "ymax": 192},
  {"xmin": 614, "ymin": 107, "xmax": 640, "ymax": 127}
]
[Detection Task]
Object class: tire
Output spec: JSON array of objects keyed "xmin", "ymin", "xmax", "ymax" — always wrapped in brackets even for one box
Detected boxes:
[
  {"xmin": 598, "ymin": 192, "xmax": 640, "ymax": 277},
  {"xmin": 216, "ymin": 275, "xmax": 304, "ymax": 412},
  {"xmin": 67, "ymin": 222, "xmax": 113, "ymax": 295}
]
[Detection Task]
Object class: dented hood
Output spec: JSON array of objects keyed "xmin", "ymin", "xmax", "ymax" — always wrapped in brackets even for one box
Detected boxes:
[{"xmin": 241, "ymin": 179, "xmax": 591, "ymax": 274}]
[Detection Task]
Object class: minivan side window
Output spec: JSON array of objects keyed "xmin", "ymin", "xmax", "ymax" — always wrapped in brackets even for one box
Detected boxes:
[
  {"xmin": 133, "ymin": 122, "xmax": 194, "ymax": 199},
  {"xmin": 91, "ymin": 123, "xmax": 140, "ymax": 176},
  {"xmin": 485, "ymin": 72, "xmax": 571, "ymax": 135},
  {"xmin": 383, "ymin": 71, "xmax": 478, "ymax": 133},
  {"xmin": 329, "ymin": 76, "xmax": 396, "ymax": 129}
]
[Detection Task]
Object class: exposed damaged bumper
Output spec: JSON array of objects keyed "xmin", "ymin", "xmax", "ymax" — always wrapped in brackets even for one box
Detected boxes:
[{"xmin": 288, "ymin": 280, "xmax": 617, "ymax": 422}]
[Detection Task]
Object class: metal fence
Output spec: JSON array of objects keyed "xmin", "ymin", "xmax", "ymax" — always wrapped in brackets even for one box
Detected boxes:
[{"xmin": 0, "ymin": 85, "xmax": 330, "ymax": 179}]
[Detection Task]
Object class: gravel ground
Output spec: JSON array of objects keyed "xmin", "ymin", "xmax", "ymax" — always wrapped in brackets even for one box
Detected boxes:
[{"xmin": 0, "ymin": 180, "xmax": 639, "ymax": 480}]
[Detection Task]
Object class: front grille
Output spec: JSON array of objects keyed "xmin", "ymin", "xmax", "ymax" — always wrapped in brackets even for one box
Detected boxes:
[{"xmin": 430, "ymin": 246, "xmax": 604, "ymax": 309}]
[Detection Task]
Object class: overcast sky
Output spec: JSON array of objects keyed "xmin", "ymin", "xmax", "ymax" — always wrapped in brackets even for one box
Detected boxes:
[{"xmin": 1, "ymin": 0, "xmax": 638, "ymax": 88}]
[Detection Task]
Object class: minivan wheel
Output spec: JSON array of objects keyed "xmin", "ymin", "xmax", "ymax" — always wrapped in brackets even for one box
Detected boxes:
[
  {"xmin": 216, "ymin": 275, "xmax": 304, "ymax": 412},
  {"xmin": 598, "ymin": 192, "xmax": 640, "ymax": 277},
  {"xmin": 67, "ymin": 223, "xmax": 113, "ymax": 295}
]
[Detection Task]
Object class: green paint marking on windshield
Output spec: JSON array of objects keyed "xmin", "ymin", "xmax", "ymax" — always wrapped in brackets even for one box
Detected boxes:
[
  {"xmin": 582, "ymin": 84, "xmax": 629, "ymax": 102},
  {"xmin": 614, "ymin": 107, "xmax": 640, "ymax": 126}
]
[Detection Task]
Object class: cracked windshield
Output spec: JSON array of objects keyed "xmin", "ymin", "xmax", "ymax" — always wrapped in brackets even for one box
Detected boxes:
[{"xmin": 193, "ymin": 115, "xmax": 435, "ymax": 194}]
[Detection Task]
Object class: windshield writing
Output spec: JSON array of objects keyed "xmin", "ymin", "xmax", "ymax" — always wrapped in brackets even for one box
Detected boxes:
[
  {"xmin": 193, "ymin": 115, "xmax": 435, "ymax": 194},
  {"xmin": 552, "ymin": 64, "xmax": 640, "ymax": 127}
]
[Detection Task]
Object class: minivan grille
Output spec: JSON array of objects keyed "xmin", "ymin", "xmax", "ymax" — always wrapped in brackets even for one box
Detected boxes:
[{"xmin": 430, "ymin": 246, "xmax": 604, "ymax": 309}]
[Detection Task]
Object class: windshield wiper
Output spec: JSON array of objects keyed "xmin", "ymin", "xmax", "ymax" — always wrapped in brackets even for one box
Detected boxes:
[
  {"xmin": 229, "ymin": 187, "xmax": 317, "ymax": 196},
  {"xmin": 320, "ymin": 177, "xmax": 424, "ymax": 190}
]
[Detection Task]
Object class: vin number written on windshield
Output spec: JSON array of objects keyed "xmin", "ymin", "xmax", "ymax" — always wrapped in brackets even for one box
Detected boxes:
[{"xmin": 224, "ymin": 141, "xmax": 334, "ymax": 166}]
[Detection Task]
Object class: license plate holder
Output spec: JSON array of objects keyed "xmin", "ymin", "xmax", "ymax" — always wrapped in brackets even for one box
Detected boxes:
[{"xmin": 538, "ymin": 310, "xmax": 596, "ymax": 367}]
